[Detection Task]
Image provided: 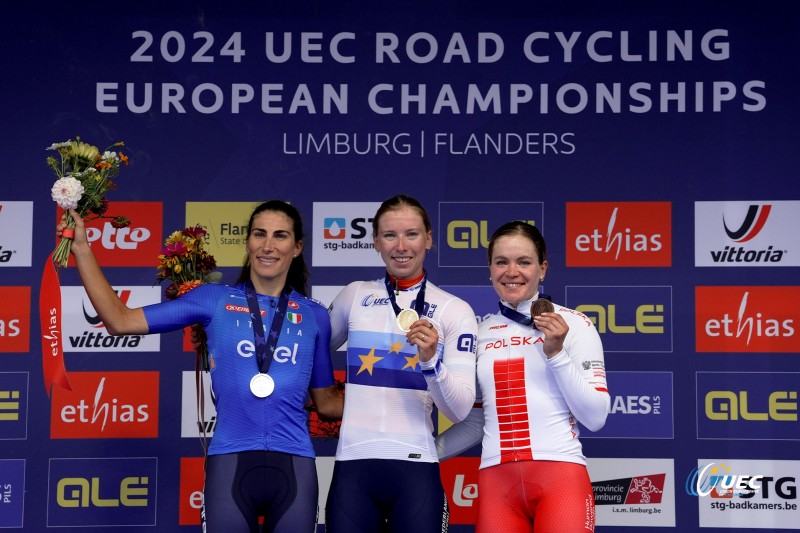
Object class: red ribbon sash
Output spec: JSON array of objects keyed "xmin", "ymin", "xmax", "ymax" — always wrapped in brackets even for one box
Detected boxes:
[{"xmin": 40, "ymin": 252, "xmax": 72, "ymax": 397}]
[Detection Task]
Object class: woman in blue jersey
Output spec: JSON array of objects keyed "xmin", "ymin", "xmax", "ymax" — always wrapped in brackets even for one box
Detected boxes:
[
  {"xmin": 58, "ymin": 200, "xmax": 343, "ymax": 533},
  {"xmin": 324, "ymin": 194, "xmax": 479, "ymax": 532}
]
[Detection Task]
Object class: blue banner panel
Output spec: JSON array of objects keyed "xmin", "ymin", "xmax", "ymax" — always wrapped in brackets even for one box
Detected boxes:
[{"xmin": 581, "ymin": 371, "xmax": 674, "ymax": 439}]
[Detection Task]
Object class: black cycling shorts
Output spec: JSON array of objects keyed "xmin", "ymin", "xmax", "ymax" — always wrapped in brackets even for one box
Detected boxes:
[
  {"xmin": 202, "ymin": 451, "xmax": 318, "ymax": 532},
  {"xmin": 325, "ymin": 458, "xmax": 449, "ymax": 532}
]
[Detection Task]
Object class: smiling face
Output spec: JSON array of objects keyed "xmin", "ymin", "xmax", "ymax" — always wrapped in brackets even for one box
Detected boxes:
[
  {"xmin": 373, "ymin": 206, "xmax": 432, "ymax": 280},
  {"xmin": 246, "ymin": 210, "xmax": 302, "ymax": 294},
  {"xmin": 489, "ymin": 233, "xmax": 548, "ymax": 308}
]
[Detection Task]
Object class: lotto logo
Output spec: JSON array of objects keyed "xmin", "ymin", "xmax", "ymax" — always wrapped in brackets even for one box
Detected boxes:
[{"xmin": 57, "ymin": 202, "xmax": 162, "ymax": 267}]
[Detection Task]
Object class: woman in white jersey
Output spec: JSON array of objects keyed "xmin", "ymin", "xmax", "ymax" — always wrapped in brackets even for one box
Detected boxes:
[
  {"xmin": 436, "ymin": 221, "xmax": 610, "ymax": 533},
  {"xmin": 325, "ymin": 194, "xmax": 478, "ymax": 532}
]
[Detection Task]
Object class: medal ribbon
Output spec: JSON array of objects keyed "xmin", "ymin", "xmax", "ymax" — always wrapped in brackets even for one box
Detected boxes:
[
  {"xmin": 383, "ymin": 271, "xmax": 428, "ymax": 317},
  {"xmin": 244, "ymin": 281, "xmax": 291, "ymax": 375},
  {"xmin": 499, "ymin": 294, "xmax": 551, "ymax": 327}
]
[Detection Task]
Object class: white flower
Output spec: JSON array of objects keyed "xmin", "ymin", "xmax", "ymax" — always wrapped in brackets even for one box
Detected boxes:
[
  {"xmin": 51, "ymin": 176, "xmax": 85, "ymax": 209},
  {"xmin": 102, "ymin": 150, "xmax": 118, "ymax": 161},
  {"xmin": 46, "ymin": 140, "xmax": 72, "ymax": 150}
]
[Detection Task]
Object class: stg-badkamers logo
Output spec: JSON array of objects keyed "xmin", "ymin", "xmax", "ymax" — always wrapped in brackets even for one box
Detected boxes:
[
  {"xmin": 695, "ymin": 201, "xmax": 800, "ymax": 267},
  {"xmin": 686, "ymin": 459, "xmax": 799, "ymax": 529},
  {"xmin": 312, "ymin": 202, "xmax": 384, "ymax": 267}
]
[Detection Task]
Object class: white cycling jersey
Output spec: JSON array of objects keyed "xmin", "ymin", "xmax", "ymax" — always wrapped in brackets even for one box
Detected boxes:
[
  {"xmin": 437, "ymin": 295, "xmax": 609, "ymax": 468},
  {"xmin": 329, "ymin": 277, "xmax": 478, "ymax": 462}
]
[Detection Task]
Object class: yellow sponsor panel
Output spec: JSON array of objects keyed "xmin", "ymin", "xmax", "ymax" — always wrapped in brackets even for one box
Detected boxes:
[{"xmin": 186, "ymin": 202, "xmax": 263, "ymax": 267}]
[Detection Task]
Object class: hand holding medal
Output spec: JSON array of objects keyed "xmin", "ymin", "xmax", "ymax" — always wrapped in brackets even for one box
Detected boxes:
[
  {"xmin": 531, "ymin": 298, "xmax": 569, "ymax": 359},
  {"xmin": 404, "ymin": 316, "xmax": 438, "ymax": 362}
]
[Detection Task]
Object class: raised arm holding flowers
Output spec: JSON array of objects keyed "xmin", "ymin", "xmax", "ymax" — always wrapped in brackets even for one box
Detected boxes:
[{"xmin": 47, "ymin": 137, "xmax": 130, "ymax": 267}]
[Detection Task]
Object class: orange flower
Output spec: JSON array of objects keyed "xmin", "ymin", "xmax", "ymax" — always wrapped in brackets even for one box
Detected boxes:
[{"xmin": 177, "ymin": 280, "xmax": 203, "ymax": 296}]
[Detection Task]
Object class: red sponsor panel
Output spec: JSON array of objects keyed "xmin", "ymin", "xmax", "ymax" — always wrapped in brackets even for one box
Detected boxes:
[
  {"xmin": 56, "ymin": 201, "xmax": 163, "ymax": 267},
  {"xmin": 179, "ymin": 457, "xmax": 205, "ymax": 526},
  {"xmin": 0, "ymin": 286, "xmax": 30, "ymax": 352},
  {"xmin": 440, "ymin": 456, "xmax": 480, "ymax": 524},
  {"xmin": 566, "ymin": 202, "xmax": 672, "ymax": 267},
  {"xmin": 50, "ymin": 371, "xmax": 159, "ymax": 438},
  {"xmin": 695, "ymin": 286, "xmax": 799, "ymax": 352}
]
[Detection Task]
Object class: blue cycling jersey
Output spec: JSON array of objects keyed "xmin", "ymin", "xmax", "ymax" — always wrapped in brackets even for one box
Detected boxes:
[{"xmin": 143, "ymin": 282, "xmax": 334, "ymax": 457}]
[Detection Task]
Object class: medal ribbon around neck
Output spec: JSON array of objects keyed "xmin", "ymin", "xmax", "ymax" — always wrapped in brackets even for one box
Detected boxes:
[
  {"xmin": 499, "ymin": 294, "xmax": 552, "ymax": 327},
  {"xmin": 383, "ymin": 270, "xmax": 428, "ymax": 318},
  {"xmin": 244, "ymin": 281, "xmax": 291, "ymax": 376}
]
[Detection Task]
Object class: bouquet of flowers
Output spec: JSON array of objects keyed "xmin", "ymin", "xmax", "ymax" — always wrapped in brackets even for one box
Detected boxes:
[
  {"xmin": 155, "ymin": 225, "xmax": 222, "ymax": 369},
  {"xmin": 47, "ymin": 137, "xmax": 130, "ymax": 267}
]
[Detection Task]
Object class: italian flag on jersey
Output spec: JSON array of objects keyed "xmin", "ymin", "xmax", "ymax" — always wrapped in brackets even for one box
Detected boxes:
[{"xmin": 287, "ymin": 312, "xmax": 302, "ymax": 324}]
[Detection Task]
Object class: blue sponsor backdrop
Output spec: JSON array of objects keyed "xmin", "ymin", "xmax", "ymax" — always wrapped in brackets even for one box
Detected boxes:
[{"xmin": 2, "ymin": 1, "xmax": 799, "ymax": 531}]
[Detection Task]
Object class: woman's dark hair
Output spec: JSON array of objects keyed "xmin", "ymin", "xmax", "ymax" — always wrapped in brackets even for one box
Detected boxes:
[
  {"xmin": 372, "ymin": 194, "xmax": 432, "ymax": 234},
  {"xmin": 487, "ymin": 221, "xmax": 547, "ymax": 265},
  {"xmin": 235, "ymin": 200, "xmax": 309, "ymax": 296}
]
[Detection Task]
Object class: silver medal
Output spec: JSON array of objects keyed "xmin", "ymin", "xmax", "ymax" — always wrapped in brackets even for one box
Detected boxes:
[{"xmin": 250, "ymin": 373, "xmax": 275, "ymax": 398}]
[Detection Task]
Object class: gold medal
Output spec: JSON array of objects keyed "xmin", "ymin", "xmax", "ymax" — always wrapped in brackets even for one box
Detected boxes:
[
  {"xmin": 396, "ymin": 308, "xmax": 419, "ymax": 332},
  {"xmin": 250, "ymin": 373, "xmax": 275, "ymax": 398}
]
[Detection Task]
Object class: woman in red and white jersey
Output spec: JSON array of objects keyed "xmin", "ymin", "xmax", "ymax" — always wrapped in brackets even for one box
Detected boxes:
[{"xmin": 436, "ymin": 220, "xmax": 610, "ymax": 533}]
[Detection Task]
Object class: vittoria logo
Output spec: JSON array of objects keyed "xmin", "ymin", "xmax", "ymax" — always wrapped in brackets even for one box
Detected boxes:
[
  {"xmin": 724, "ymin": 204, "xmax": 771, "ymax": 242},
  {"xmin": 695, "ymin": 201, "xmax": 800, "ymax": 267}
]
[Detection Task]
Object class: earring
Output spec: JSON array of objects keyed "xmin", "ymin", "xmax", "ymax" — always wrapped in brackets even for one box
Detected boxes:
[
  {"xmin": 489, "ymin": 277, "xmax": 493, "ymax": 282},
  {"xmin": 540, "ymin": 277, "xmax": 545, "ymax": 282}
]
